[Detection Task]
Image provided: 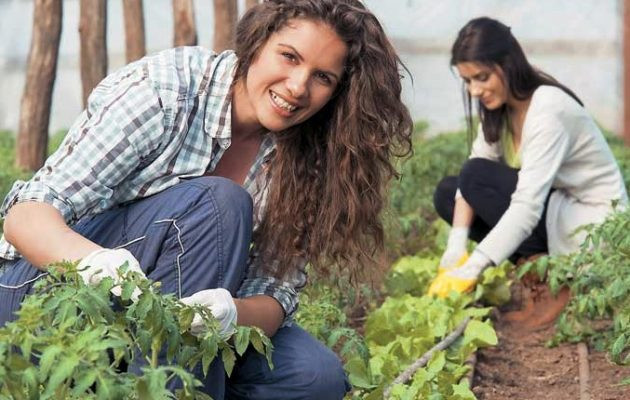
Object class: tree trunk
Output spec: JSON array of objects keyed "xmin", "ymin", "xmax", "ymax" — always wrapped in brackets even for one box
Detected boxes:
[
  {"xmin": 625, "ymin": 0, "xmax": 630, "ymax": 145},
  {"xmin": 173, "ymin": 0, "xmax": 197, "ymax": 47},
  {"xmin": 79, "ymin": 0, "xmax": 107, "ymax": 108},
  {"xmin": 213, "ymin": 0, "xmax": 237, "ymax": 52},
  {"xmin": 245, "ymin": 0, "xmax": 258, "ymax": 10},
  {"xmin": 16, "ymin": 0, "xmax": 62, "ymax": 171},
  {"xmin": 123, "ymin": 0, "xmax": 146, "ymax": 63}
]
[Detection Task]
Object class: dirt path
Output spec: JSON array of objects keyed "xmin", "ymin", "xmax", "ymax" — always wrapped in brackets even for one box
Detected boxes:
[{"xmin": 473, "ymin": 310, "xmax": 630, "ymax": 399}]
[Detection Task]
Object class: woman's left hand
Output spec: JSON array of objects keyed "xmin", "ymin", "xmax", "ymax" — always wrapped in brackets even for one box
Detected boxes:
[{"xmin": 180, "ymin": 288, "xmax": 238, "ymax": 338}]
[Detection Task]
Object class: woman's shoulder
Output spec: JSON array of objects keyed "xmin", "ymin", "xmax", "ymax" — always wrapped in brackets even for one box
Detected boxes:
[
  {"xmin": 142, "ymin": 47, "xmax": 237, "ymax": 98},
  {"xmin": 528, "ymin": 85, "xmax": 585, "ymax": 121},
  {"xmin": 531, "ymin": 85, "xmax": 575, "ymax": 106}
]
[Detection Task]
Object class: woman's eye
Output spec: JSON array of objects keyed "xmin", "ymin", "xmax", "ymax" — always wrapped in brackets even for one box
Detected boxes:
[
  {"xmin": 477, "ymin": 74, "xmax": 489, "ymax": 82},
  {"xmin": 316, "ymin": 72, "xmax": 332, "ymax": 85},
  {"xmin": 282, "ymin": 52, "xmax": 296, "ymax": 62}
]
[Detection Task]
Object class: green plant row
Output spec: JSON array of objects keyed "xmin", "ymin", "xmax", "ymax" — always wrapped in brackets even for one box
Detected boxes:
[
  {"xmin": 341, "ymin": 256, "xmax": 511, "ymax": 400},
  {"xmin": 0, "ymin": 263, "xmax": 273, "ymax": 399}
]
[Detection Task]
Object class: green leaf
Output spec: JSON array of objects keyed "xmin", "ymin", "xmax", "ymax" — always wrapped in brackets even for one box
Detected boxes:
[
  {"xmin": 38, "ymin": 345, "xmax": 62, "ymax": 379},
  {"xmin": 345, "ymin": 356, "xmax": 376, "ymax": 389},
  {"xmin": 178, "ymin": 308, "xmax": 195, "ymax": 332},
  {"xmin": 611, "ymin": 334, "xmax": 627, "ymax": 360},
  {"xmin": 451, "ymin": 381, "xmax": 476, "ymax": 399},
  {"xmin": 70, "ymin": 369, "xmax": 98, "ymax": 396},
  {"xmin": 222, "ymin": 348, "xmax": 237, "ymax": 377},
  {"xmin": 201, "ymin": 336, "xmax": 219, "ymax": 376},
  {"xmin": 426, "ymin": 351, "xmax": 446, "ymax": 375},
  {"xmin": 43, "ymin": 354, "xmax": 80, "ymax": 398},
  {"xmin": 120, "ymin": 281, "xmax": 137, "ymax": 302},
  {"xmin": 463, "ymin": 320, "xmax": 498, "ymax": 347},
  {"xmin": 234, "ymin": 328, "xmax": 251, "ymax": 356}
]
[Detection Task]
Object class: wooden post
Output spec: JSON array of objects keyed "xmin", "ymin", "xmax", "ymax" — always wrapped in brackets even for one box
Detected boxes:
[
  {"xmin": 79, "ymin": 0, "xmax": 107, "ymax": 108},
  {"xmin": 123, "ymin": 0, "xmax": 146, "ymax": 63},
  {"xmin": 625, "ymin": 0, "xmax": 630, "ymax": 145},
  {"xmin": 173, "ymin": 0, "xmax": 197, "ymax": 47},
  {"xmin": 213, "ymin": 0, "xmax": 237, "ymax": 52},
  {"xmin": 16, "ymin": 0, "xmax": 62, "ymax": 171}
]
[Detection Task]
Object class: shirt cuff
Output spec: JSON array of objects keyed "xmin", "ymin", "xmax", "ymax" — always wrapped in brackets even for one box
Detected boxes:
[
  {"xmin": 1, "ymin": 180, "xmax": 76, "ymax": 222},
  {"xmin": 236, "ymin": 277, "xmax": 300, "ymax": 327}
]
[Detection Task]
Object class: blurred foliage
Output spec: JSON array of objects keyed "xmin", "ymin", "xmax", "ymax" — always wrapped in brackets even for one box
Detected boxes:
[{"xmin": 385, "ymin": 124, "xmax": 468, "ymax": 259}]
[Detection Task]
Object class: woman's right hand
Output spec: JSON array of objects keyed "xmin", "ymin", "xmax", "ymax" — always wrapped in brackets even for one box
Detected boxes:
[
  {"xmin": 439, "ymin": 226, "xmax": 470, "ymax": 272},
  {"xmin": 77, "ymin": 248, "xmax": 145, "ymax": 300}
]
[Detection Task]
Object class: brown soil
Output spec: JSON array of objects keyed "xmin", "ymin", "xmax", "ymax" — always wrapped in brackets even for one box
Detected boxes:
[{"xmin": 473, "ymin": 283, "xmax": 630, "ymax": 400}]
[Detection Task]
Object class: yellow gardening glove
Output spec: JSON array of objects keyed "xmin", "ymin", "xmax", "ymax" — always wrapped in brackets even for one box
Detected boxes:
[
  {"xmin": 428, "ymin": 251, "xmax": 491, "ymax": 298},
  {"xmin": 427, "ymin": 273, "xmax": 477, "ymax": 298},
  {"xmin": 437, "ymin": 251, "xmax": 470, "ymax": 274}
]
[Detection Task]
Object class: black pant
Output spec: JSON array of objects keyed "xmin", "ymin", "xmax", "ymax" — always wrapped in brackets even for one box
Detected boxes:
[{"xmin": 433, "ymin": 158, "xmax": 549, "ymax": 263}]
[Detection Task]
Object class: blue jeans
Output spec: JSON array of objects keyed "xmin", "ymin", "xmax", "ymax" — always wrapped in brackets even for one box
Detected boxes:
[{"xmin": 0, "ymin": 177, "xmax": 349, "ymax": 399}]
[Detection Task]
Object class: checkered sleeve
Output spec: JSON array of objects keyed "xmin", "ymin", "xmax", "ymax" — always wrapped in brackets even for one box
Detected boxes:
[
  {"xmin": 236, "ymin": 251, "xmax": 308, "ymax": 327},
  {"xmin": 0, "ymin": 64, "xmax": 167, "ymax": 225}
]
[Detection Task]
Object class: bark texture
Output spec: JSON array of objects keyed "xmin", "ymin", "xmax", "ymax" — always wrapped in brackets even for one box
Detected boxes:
[
  {"xmin": 79, "ymin": 0, "xmax": 108, "ymax": 108},
  {"xmin": 123, "ymin": 0, "xmax": 146, "ymax": 63},
  {"xmin": 173, "ymin": 0, "xmax": 197, "ymax": 47},
  {"xmin": 16, "ymin": 0, "xmax": 62, "ymax": 171},
  {"xmin": 213, "ymin": 0, "xmax": 237, "ymax": 52}
]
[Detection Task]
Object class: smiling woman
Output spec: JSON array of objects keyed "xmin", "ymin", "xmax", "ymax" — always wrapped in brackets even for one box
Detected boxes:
[{"xmin": 0, "ymin": 0, "xmax": 412, "ymax": 399}]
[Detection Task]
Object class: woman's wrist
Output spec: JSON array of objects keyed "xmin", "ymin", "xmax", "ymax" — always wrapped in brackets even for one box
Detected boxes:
[{"xmin": 447, "ymin": 226, "xmax": 469, "ymax": 251}]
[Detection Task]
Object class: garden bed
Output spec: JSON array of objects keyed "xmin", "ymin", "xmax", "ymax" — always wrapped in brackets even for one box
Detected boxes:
[{"xmin": 474, "ymin": 301, "xmax": 630, "ymax": 400}]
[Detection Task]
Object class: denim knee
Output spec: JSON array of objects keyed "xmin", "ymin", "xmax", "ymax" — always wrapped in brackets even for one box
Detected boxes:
[
  {"xmin": 290, "ymin": 347, "xmax": 348, "ymax": 399},
  {"xmin": 186, "ymin": 176, "xmax": 253, "ymax": 222}
]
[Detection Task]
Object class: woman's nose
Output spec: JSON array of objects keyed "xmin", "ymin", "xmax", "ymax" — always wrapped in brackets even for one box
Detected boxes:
[
  {"xmin": 286, "ymin": 69, "xmax": 309, "ymax": 98},
  {"xmin": 468, "ymin": 81, "xmax": 482, "ymax": 97}
]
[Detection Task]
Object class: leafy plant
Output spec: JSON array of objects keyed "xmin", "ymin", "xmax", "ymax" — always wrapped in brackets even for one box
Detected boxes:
[
  {"xmin": 296, "ymin": 283, "xmax": 369, "ymax": 364},
  {"xmin": 343, "ymin": 253, "xmax": 509, "ymax": 399},
  {"xmin": 0, "ymin": 262, "xmax": 273, "ymax": 399},
  {"xmin": 519, "ymin": 208, "xmax": 630, "ymax": 365}
]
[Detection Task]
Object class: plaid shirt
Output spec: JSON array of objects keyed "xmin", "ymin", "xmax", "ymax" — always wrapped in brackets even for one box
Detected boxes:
[{"xmin": 0, "ymin": 47, "xmax": 306, "ymax": 324}]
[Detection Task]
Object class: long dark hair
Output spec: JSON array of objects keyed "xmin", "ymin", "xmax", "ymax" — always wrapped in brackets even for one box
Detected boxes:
[
  {"xmin": 451, "ymin": 17, "xmax": 582, "ymax": 143},
  {"xmin": 234, "ymin": 0, "xmax": 413, "ymax": 281}
]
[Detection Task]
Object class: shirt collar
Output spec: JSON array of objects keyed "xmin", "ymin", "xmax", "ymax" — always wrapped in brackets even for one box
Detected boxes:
[{"xmin": 203, "ymin": 50, "xmax": 238, "ymax": 141}]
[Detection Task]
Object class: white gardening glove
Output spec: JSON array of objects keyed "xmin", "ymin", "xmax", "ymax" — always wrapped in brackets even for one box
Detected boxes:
[
  {"xmin": 429, "ymin": 250, "xmax": 491, "ymax": 297},
  {"xmin": 439, "ymin": 226, "xmax": 470, "ymax": 271},
  {"xmin": 180, "ymin": 288, "xmax": 238, "ymax": 339},
  {"xmin": 77, "ymin": 248, "xmax": 145, "ymax": 300}
]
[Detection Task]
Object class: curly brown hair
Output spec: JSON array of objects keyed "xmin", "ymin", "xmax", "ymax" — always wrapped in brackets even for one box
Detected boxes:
[{"xmin": 234, "ymin": 0, "xmax": 413, "ymax": 281}]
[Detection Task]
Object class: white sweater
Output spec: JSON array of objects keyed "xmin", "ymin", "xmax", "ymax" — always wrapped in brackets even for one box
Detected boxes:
[{"xmin": 467, "ymin": 85, "xmax": 628, "ymax": 264}]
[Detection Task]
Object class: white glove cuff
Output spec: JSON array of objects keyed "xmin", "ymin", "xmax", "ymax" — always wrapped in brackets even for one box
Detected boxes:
[
  {"xmin": 77, "ymin": 248, "xmax": 109, "ymax": 269},
  {"xmin": 468, "ymin": 250, "xmax": 492, "ymax": 271},
  {"xmin": 447, "ymin": 226, "xmax": 469, "ymax": 250}
]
